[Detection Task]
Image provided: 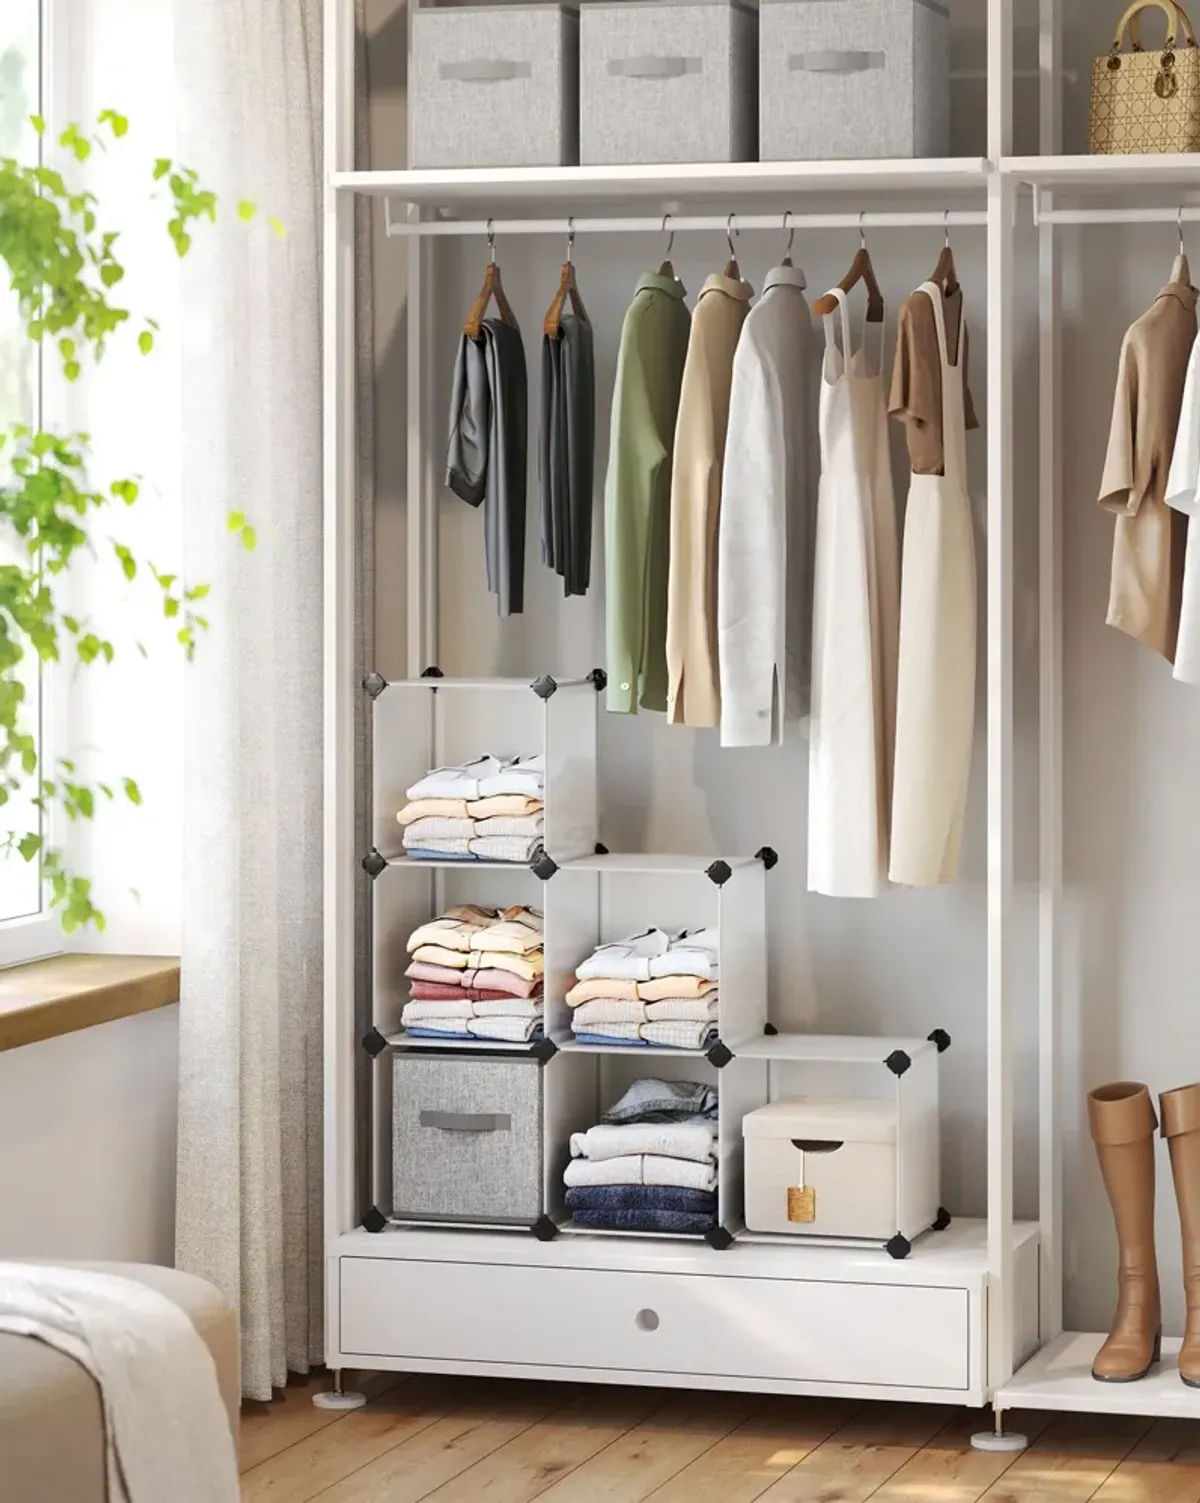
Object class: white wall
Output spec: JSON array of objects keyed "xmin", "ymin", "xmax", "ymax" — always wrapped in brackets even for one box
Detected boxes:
[{"xmin": 0, "ymin": 1007, "xmax": 179, "ymax": 1262}]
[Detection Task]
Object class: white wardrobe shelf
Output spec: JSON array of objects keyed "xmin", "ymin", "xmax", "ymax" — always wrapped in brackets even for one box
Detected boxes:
[
  {"xmin": 556, "ymin": 1039, "xmax": 717, "ymax": 1058},
  {"xmin": 997, "ymin": 1333, "xmax": 1200, "ymax": 1420},
  {"xmin": 381, "ymin": 855, "xmax": 544, "ymax": 873},
  {"xmin": 560, "ymin": 853, "xmax": 765, "ymax": 876},
  {"xmin": 383, "ymin": 1031, "xmax": 544, "ymax": 1055},
  {"xmin": 736, "ymin": 1033, "xmax": 942, "ymax": 1065},
  {"xmin": 1003, "ymin": 153, "xmax": 1200, "ymax": 189},
  {"xmin": 333, "ymin": 157, "xmax": 990, "ymax": 209}
]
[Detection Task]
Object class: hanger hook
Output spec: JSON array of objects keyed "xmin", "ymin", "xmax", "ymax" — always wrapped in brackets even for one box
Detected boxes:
[
  {"xmin": 726, "ymin": 212, "xmax": 738, "ymax": 260},
  {"xmin": 782, "ymin": 210, "xmax": 795, "ymax": 258},
  {"xmin": 661, "ymin": 212, "xmax": 674, "ymax": 260},
  {"xmin": 566, "ymin": 215, "xmax": 575, "ymax": 264},
  {"xmin": 487, "ymin": 217, "xmax": 496, "ymax": 264},
  {"xmin": 1181, "ymin": 205, "xmax": 1187, "ymax": 257},
  {"xmin": 944, "ymin": 208, "xmax": 951, "ymax": 249},
  {"xmin": 859, "ymin": 210, "xmax": 867, "ymax": 249}
]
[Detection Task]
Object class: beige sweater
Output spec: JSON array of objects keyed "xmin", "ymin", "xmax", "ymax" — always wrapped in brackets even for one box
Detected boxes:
[{"xmin": 665, "ymin": 272, "xmax": 753, "ymax": 727}]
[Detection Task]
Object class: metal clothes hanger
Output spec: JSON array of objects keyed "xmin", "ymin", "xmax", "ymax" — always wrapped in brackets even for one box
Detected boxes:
[
  {"xmin": 658, "ymin": 213, "xmax": 676, "ymax": 279},
  {"xmin": 930, "ymin": 209, "xmax": 960, "ymax": 298},
  {"xmin": 723, "ymin": 212, "xmax": 741, "ymax": 280},
  {"xmin": 543, "ymin": 217, "xmax": 591, "ymax": 338},
  {"xmin": 812, "ymin": 212, "xmax": 885, "ymax": 323},
  {"xmin": 463, "ymin": 219, "xmax": 519, "ymax": 339},
  {"xmin": 1172, "ymin": 206, "xmax": 1192, "ymax": 288},
  {"xmin": 781, "ymin": 210, "xmax": 795, "ymax": 268}
]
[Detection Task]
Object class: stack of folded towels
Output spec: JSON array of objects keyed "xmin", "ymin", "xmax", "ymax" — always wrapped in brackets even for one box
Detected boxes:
[
  {"xmin": 564, "ymin": 1078, "xmax": 719, "ymax": 1235},
  {"xmin": 401, "ymin": 904, "xmax": 544, "ymax": 1042},
  {"xmin": 396, "ymin": 754, "xmax": 545, "ymax": 863},
  {"xmin": 565, "ymin": 928, "xmax": 719, "ymax": 1049}
]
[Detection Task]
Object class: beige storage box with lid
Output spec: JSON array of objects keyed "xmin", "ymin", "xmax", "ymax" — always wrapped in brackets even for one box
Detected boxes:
[
  {"xmin": 743, "ymin": 1096, "xmax": 911, "ymax": 1240},
  {"xmin": 409, "ymin": 4, "xmax": 580, "ymax": 169}
]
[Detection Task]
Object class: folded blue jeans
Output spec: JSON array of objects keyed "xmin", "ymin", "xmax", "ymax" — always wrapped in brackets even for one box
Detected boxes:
[
  {"xmin": 570, "ymin": 1207, "xmax": 716, "ymax": 1235},
  {"xmin": 565, "ymin": 1185, "xmax": 717, "ymax": 1214}
]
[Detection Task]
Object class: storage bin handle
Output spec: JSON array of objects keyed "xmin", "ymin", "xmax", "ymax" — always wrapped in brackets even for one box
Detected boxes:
[
  {"xmin": 439, "ymin": 59, "xmax": 532, "ymax": 83},
  {"xmin": 790, "ymin": 1139, "xmax": 845, "ymax": 1153},
  {"xmin": 420, "ymin": 1110, "xmax": 512, "ymax": 1133},
  {"xmin": 607, "ymin": 55, "xmax": 699, "ymax": 79},
  {"xmin": 788, "ymin": 50, "xmax": 886, "ymax": 72}
]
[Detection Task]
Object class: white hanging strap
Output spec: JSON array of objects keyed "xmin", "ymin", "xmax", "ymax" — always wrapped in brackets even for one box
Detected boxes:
[
  {"xmin": 917, "ymin": 279, "xmax": 953, "ymax": 368},
  {"xmin": 821, "ymin": 284, "xmax": 854, "ymax": 366}
]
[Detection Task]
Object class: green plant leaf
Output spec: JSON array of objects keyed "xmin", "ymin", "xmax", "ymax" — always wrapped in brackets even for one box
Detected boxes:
[
  {"xmin": 138, "ymin": 330, "xmax": 153, "ymax": 355},
  {"xmin": 237, "ymin": 199, "xmax": 257, "ymax": 222},
  {"xmin": 241, "ymin": 525, "xmax": 257, "ymax": 551}
]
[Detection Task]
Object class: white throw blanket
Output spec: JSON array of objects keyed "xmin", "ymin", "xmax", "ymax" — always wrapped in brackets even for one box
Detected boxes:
[
  {"xmin": 569, "ymin": 1122, "xmax": 716, "ymax": 1164},
  {"xmin": 563, "ymin": 1154, "xmax": 718, "ymax": 1191},
  {"xmin": 0, "ymin": 1264, "xmax": 238, "ymax": 1502}
]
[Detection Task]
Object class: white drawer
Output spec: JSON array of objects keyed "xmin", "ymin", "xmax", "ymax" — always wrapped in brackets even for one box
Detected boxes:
[{"xmin": 339, "ymin": 1256, "xmax": 970, "ymax": 1391}]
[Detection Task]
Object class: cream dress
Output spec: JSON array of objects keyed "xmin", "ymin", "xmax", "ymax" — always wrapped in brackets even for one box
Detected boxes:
[
  {"xmin": 807, "ymin": 289, "xmax": 900, "ymax": 898},
  {"xmin": 889, "ymin": 281, "xmax": 977, "ymax": 886}
]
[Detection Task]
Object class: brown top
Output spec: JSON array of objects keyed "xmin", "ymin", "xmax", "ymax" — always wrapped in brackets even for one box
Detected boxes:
[
  {"xmin": 0, "ymin": 953, "xmax": 180, "ymax": 1052},
  {"xmin": 888, "ymin": 286, "xmax": 979, "ymax": 476},
  {"xmin": 1098, "ymin": 282, "xmax": 1197, "ymax": 660}
]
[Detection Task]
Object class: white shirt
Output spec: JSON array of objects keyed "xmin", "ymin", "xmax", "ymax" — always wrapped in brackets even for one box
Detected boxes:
[
  {"xmin": 406, "ymin": 756, "xmax": 504, "ymax": 800},
  {"xmin": 1165, "ymin": 330, "xmax": 1200, "ymax": 684},
  {"xmin": 647, "ymin": 928, "xmax": 720, "ymax": 979},
  {"xmin": 476, "ymin": 754, "xmax": 545, "ymax": 798},
  {"xmin": 576, "ymin": 930, "xmax": 670, "ymax": 982},
  {"xmin": 718, "ymin": 264, "xmax": 819, "ymax": 746}
]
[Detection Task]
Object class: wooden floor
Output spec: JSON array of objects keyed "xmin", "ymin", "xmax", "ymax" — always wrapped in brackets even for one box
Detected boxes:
[{"xmin": 239, "ymin": 1371, "xmax": 1200, "ymax": 1502}]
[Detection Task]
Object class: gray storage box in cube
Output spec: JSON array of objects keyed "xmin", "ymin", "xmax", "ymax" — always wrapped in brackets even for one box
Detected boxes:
[
  {"xmin": 580, "ymin": 0, "xmax": 757, "ymax": 165},
  {"xmin": 410, "ymin": 4, "xmax": 579, "ymax": 169},
  {"xmin": 759, "ymin": 0, "xmax": 949, "ymax": 161},
  {"xmin": 392, "ymin": 1053, "xmax": 544, "ymax": 1224}
]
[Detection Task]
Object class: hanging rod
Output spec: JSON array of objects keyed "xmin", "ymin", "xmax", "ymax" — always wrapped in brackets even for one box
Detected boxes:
[
  {"xmin": 1033, "ymin": 203, "xmax": 1200, "ymax": 227},
  {"xmin": 382, "ymin": 206, "xmax": 988, "ymax": 238}
]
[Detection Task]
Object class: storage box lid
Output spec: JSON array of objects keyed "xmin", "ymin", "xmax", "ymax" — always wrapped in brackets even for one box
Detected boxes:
[{"xmin": 742, "ymin": 1096, "xmax": 897, "ymax": 1144}]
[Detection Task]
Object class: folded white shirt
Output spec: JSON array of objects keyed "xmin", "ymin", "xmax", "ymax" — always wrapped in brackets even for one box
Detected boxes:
[
  {"xmin": 472, "ymin": 997, "xmax": 543, "ymax": 1017},
  {"xmin": 571, "ymin": 999, "xmax": 646, "ymax": 1026},
  {"xmin": 576, "ymin": 930, "xmax": 670, "ymax": 983},
  {"xmin": 647, "ymin": 927, "xmax": 720, "ymax": 980},
  {"xmin": 476, "ymin": 754, "xmax": 545, "ymax": 799},
  {"xmin": 402, "ymin": 999, "xmax": 475, "ymax": 1022},
  {"xmin": 467, "ymin": 1016, "xmax": 541, "ymax": 1042},
  {"xmin": 472, "ymin": 815, "xmax": 545, "ymax": 838},
  {"xmin": 563, "ymin": 1154, "xmax": 717, "ymax": 1192},
  {"xmin": 643, "ymin": 997, "xmax": 719, "ymax": 1022},
  {"xmin": 402, "ymin": 817, "xmax": 475, "ymax": 844},
  {"xmin": 641, "ymin": 1019, "xmax": 718, "ymax": 1050},
  {"xmin": 569, "ymin": 1122, "xmax": 716, "ymax": 1164},
  {"xmin": 571, "ymin": 1021, "xmax": 642, "ymax": 1040},
  {"xmin": 406, "ymin": 757, "xmax": 503, "ymax": 801}
]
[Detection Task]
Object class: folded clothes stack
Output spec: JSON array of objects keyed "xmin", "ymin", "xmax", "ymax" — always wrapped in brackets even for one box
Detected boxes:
[
  {"xmin": 401, "ymin": 904, "xmax": 544, "ymax": 1042},
  {"xmin": 396, "ymin": 755, "xmax": 545, "ymax": 863},
  {"xmin": 565, "ymin": 928, "xmax": 719, "ymax": 1049},
  {"xmin": 564, "ymin": 1078, "xmax": 719, "ymax": 1234}
]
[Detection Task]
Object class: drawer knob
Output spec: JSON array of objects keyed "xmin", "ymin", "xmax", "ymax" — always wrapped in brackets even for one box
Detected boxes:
[{"xmin": 635, "ymin": 1308, "xmax": 659, "ymax": 1332}]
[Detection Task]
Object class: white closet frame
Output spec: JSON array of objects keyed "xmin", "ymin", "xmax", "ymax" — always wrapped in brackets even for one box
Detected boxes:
[{"xmin": 322, "ymin": 0, "xmax": 1193, "ymax": 1428}]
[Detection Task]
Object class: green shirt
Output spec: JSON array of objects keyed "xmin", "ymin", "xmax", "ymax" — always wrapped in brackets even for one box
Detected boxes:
[{"xmin": 604, "ymin": 272, "xmax": 691, "ymax": 714}]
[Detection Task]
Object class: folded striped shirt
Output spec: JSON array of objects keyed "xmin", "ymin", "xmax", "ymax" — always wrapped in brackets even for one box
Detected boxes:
[
  {"xmin": 402, "ymin": 999, "xmax": 474, "ymax": 1022},
  {"xmin": 471, "ymin": 997, "xmax": 543, "ymax": 1018},
  {"xmin": 641, "ymin": 1020, "xmax": 718, "ymax": 1050},
  {"xmin": 572, "ymin": 999, "xmax": 645, "ymax": 1026},
  {"xmin": 468, "ymin": 911, "xmax": 544, "ymax": 954},
  {"xmin": 406, "ymin": 908, "xmax": 496, "ymax": 953},
  {"xmin": 406, "ymin": 838, "xmax": 473, "ymax": 858},
  {"xmin": 470, "ymin": 835, "xmax": 544, "ymax": 864},
  {"xmin": 403, "ymin": 817, "xmax": 475, "ymax": 844},
  {"xmin": 468, "ymin": 1016, "xmax": 543, "ymax": 1042},
  {"xmin": 472, "ymin": 950, "xmax": 543, "ymax": 981},
  {"xmin": 472, "ymin": 815, "xmax": 545, "ymax": 839},
  {"xmin": 643, "ymin": 997, "xmax": 719, "ymax": 1022}
]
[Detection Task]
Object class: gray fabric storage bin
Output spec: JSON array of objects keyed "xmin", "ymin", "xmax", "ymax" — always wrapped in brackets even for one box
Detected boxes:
[
  {"xmin": 392, "ymin": 1053, "xmax": 544, "ymax": 1224},
  {"xmin": 759, "ymin": 0, "xmax": 949, "ymax": 160},
  {"xmin": 410, "ymin": 5, "xmax": 579, "ymax": 169},
  {"xmin": 580, "ymin": 0, "xmax": 757, "ymax": 164}
]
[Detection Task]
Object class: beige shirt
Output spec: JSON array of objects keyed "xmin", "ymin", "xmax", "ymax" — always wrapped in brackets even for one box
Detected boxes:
[
  {"xmin": 1099, "ymin": 282, "xmax": 1197, "ymax": 661},
  {"xmin": 888, "ymin": 286, "xmax": 979, "ymax": 476},
  {"xmin": 666, "ymin": 272, "xmax": 754, "ymax": 727}
]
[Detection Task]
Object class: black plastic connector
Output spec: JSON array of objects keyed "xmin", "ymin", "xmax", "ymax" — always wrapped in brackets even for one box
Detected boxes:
[
  {"xmin": 361, "ymin": 849, "xmax": 387, "ymax": 879},
  {"xmin": 531, "ymin": 1036, "xmax": 558, "ymax": 1063},
  {"xmin": 755, "ymin": 845, "xmax": 779, "ymax": 870},
  {"xmin": 531, "ymin": 674, "xmax": 558, "ymax": 700},
  {"xmin": 363, "ymin": 672, "xmax": 387, "ymax": 699},
  {"xmin": 705, "ymin": 860, "xmax": 733, "ymax": 886},
  {"xmin": 588, "ymin": 667, "xmax": 608, "ymax": 692},
  {"xmin": 932, "ymin": 1206, "xmax": 952, "ymax": 1232},
  {"xmin": 530, "ymin": 1215, "xmax": 558, "ymax": 1241},
  {"xmin": 363, "ymin": 1207, "xmax": 387, "ymax": 1234},
  {"xmin": 705, "ymin": 1225, "xmax": 734, "ymax": 1251},
  {"xmin": 530, "ymin": 850, "xmax": 558, "ymax": 881},
  {"xmin": 764, "ymin": 1022, "xmax": 779, "ymax": 1036},
  {"xmin": 885, "ymin": 1234, "xmax": 912, "ymax": 1261},
  {"xmin": 594, "ymin": 841, "xmax": 609, "ymax": 856},
  {"xmin": 706, "ymin": 1040, "xmax": 734, "ymax": 1068},
  {"xmin": 420, "ymin": 665, "xmax": 444, "ymax": 679},
  {"xmin": 928, "ymin": 1028, "xmax": 952, "ymax": 1053},
  {"xmin": 885, "ymin": 1049, "xmax": 912, "ymax": 1077},
  {"xmin": 361, "ymin": 1027, "xmax": 388, "ymax": 1058}
]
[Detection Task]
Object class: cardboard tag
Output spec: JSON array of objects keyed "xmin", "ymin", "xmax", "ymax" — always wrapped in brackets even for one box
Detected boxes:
[{"xmin": 788, "ymin": 1185, "xmax": 816, "ymax": 1223}]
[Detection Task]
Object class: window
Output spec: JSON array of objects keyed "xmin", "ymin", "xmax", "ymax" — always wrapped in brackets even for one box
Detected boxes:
[{"xmin": 0, "ymin": 2, "xmax": 55, "ymax": 957}]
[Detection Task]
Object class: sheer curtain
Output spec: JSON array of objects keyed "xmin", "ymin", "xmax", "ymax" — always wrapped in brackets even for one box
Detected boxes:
[{"xmin": 171, "ymin": 0, "xmax": 326, "ymax": 1400}]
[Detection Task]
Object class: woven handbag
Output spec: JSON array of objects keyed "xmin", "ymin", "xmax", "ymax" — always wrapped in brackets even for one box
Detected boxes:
[{"xmin": 1090, "ymin": 0, "xmax": 1200, "ymax": 153}]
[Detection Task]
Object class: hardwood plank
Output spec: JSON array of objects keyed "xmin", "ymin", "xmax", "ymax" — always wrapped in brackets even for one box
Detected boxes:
[
  {"xmin": 239, "ymin": 1371, "xmax": 402, "ymax": 1474},
  {"xmin": 978, "ymin": 1412, "xmax": 1153, "ymax": 1502},
  {"xmin": 869, "ymin": 1410, "xmax": 1054, "ymax": 1503},
  {"xmin": 0, "ymin": 953, "xmax": 180, "ymax": 1052},
  {"xmin": 309, "ymin": 1381, "xmax": 579, "ymax": 1502},
  {"xmin": 241, "ymin": 1377, "xmax": 465, "ymax": 1503},
  {"xmin": 420, "ymin": 1385, "xmax": 670, "ymax": 1502},
  {"xmin": 534, "ymin": 1391, "xmax": 765, "ymax": 1502},
  {"xmin": 1091, "ymin": 1418, "xmax": 1200, "ymax": 1503},
  {"xmin": 754, "ymin": 1402, "xmax": 951, "ymax": 1502},
  {"xmin": 644, "ymin": 1396, "xmax": 859, "ymax": 1503}
]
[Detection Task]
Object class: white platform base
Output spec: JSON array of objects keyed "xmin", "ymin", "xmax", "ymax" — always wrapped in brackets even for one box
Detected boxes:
[
  {"xmin": 998, "ymin": 1332, "xmax": 1200, "ymax": 1419},
  {"xmin": 312, "ymin": 1388, "xmax": 367, "ymax": 1411},
  {"xmin": 970, "ymin": 1429, "xmax": 1029, "ymax": 1453}
]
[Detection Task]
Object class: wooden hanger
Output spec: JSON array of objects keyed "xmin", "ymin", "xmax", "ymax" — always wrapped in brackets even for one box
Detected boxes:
[
  {"xmin": 543, "ymin": 219, "xmax": 590, "ymax": 339},
  {"xmin": 658, "ymin": 214, "xmax": 676, "ymax": 279},
  {"xmin": 930, "ymin": 211, "xmax": 960, "ymax": 297},
  {"xmin": 463, "ymin": 220, "xmax": 519, "ymax": 339},
  {"xmin": 812, "ymin": 215, "xmax": 885, "ymax": 322},
  {"xmin": 1173, "ymin": 207, "xmax": 1193, "ymax": 287},
  {"xmin": 723, "ymin": 213, "xmax": 741, "ymax": 280}
]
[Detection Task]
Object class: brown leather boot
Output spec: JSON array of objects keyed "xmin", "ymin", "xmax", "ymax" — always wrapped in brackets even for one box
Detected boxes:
[
  {"xmin": 1161, "ymin": 1083, "xmax": 1200, "ymax": 1387},
  {"xmin": 1089, "ymin": 1082, "xmax": 1162, "ymax": 1381}
]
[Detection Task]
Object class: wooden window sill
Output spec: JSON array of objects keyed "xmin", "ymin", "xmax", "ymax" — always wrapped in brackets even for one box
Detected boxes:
[{"xmin": 0, "ymin": 953, "xmax": 181, "ymax": 1053}]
